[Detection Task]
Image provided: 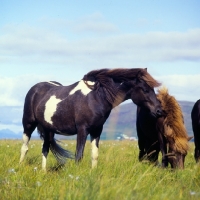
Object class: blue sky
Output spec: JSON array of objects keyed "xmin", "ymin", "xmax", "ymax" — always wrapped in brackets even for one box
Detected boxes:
[{"xmin": 0, "ymin": 0, "xmax": 200, "ymax": 108}]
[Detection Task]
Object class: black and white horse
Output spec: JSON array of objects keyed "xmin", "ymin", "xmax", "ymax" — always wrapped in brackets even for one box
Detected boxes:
[{"xmin": 19, "ymin": 68, "xmax": 162, "ymax": 171}]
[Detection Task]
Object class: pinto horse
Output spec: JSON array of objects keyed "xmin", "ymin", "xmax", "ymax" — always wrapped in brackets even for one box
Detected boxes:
[
  {"xmin": 19, "ymin": 68, "xmax": 162, "ymax": 171},
  {"xmin": 191, "ymin": 99, "xmax": 200, "ymax": 162},
  {"xmin": 137, "ymin": 87, "xmax": 190, "ymax": 169}
]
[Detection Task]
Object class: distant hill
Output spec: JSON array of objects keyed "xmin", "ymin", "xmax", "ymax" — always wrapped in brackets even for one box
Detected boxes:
[
  {"xmin": 101, "ymin": 100, "xmax": 194, "ymax": 140},
  {"xmin": 0, "ymin": 101, "xmax": 195, "ymax": 140},
  {"xmin": 0, "ymin": 129, "xmax": 22, "ymax": 139}
]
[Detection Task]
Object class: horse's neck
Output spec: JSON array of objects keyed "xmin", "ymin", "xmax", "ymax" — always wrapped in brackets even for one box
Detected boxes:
[{"xmin": 112, "ymin": 86, "xmax": 127, "ymax": 108}]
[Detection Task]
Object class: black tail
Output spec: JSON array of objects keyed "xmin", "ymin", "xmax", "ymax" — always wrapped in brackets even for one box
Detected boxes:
[
  {"xmin": 50, "ymin": 138, "xmax": 74, "ymax": 165},
  {"xmin": 37, "ymin": 125, "xmax": 74, "ymax": 164}
]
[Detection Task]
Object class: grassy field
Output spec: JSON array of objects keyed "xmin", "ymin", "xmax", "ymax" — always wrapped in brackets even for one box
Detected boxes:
[{"xmin": 0, "ymin": 139, "xmax": 200, "ymax": 200}]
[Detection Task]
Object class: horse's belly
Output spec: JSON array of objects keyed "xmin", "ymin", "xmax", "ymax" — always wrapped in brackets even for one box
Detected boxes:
[
  {"xmin": 37, "ymin": 112, "xmax": 77, "ymax": 135},
  {"xmin": 55, "ymin": 124, "xmax": 77, "ymax": 135},
  {"xmin": 56, "ymin": 129, "xmax": 76, "ymax": 136}
]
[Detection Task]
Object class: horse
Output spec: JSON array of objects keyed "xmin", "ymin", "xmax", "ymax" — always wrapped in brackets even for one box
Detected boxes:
[
  {"xmin": 19, "ymin": 68, "xmax": 162, "ymax": 171},
  {"xmin": 136, "ymin": 87, "xmax": 190, "ymax": 169},
  {"xmin": 191, "ymin": 99, "xmax": 200, "ymax": 163}
]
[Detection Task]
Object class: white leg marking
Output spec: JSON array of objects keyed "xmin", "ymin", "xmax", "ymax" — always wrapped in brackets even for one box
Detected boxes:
[
  {"xmin": 91, "ymin": 139, "xmax": 99, "ymax": 168},
  {"xmin": 44, "ymin": 95, "xmax": 62, "ymax": 124},
  {"xmin": 42, "ymin": 153, "xmax": 47, "ymax": 172},
  {"xmin": 19, "ymin": 133, "xmax": 30, "ymax": 163},
  {"xmin": 69, "ymin": 80, "xmax": 95, "ymax": 96}
]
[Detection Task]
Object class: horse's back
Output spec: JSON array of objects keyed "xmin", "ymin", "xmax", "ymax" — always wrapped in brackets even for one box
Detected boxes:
[
  {"xmin": 24, "ymin": 82, "xmax": 62, "ymax": 107},
  {"xmin": 23, "ymin": 82, "xmax": 63, "ymax": 122}
]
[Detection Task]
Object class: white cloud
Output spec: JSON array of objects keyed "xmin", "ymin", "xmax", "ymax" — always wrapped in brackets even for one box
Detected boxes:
[
  {"xmin": 0, "ymin": 13, "xmax": 200, "ymax": 105},
  {"xmin": 72, "ymin": 12, "xmax": 119, "ymax": 33},
  {"xmin": 0, "ymin": 75, "xmax": 54, "ymax": 106},
  {"xmin": 156, "ymin": 74, "xmax": 200, "ymax": 102},
  {"xmin": 38, "ymin": 12, "xmax": 118, "ymax": 35},
  {"xmin": 0, "ymin": 21, "xmax": 199, "ymax": 67},
  {"xmin": 0, "ymin": 73, "xmax": 78, "ymax": 107}
]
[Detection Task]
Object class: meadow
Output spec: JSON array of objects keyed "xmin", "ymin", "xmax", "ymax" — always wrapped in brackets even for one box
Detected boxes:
[{"xmin": 0, "ymin": 139, "xmax": 200, "ymax": 200}]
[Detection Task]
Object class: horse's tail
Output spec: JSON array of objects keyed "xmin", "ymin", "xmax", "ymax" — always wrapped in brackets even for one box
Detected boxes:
[
  {"xmin": 37, "ymin": 125, "xmax": 74, "ymax": 164},
  {"xmin": 50, "ymin": 139, "xmax": 74, "ymax": 164}
]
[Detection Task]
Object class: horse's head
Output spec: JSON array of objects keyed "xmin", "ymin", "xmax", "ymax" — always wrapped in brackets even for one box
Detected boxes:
[
  {"xmin": 124, "ymin": 74, "xmax": 162, "ymax": 118},
  {"xmin": 166, "ymin": 136, "xmax": 191, "ymax": 169},
  {"xmin": 166, "ymin": 148, "xmax": 186, "ymax": 169},
  {"xmin": 91, "ymin": 68, "xmax": 162, "ymax": 117}
]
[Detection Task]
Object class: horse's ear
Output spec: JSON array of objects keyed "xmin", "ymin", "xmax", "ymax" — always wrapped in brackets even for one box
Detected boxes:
[
  {"xmin": 136, "ymin": 69, "xmax": 143, "ymax": 78},
  {"xmin": 188, "ymin": 136, "xmax": 193, "ymax": 141},
  {"xmin": 136, "ymin": 68, "xmax": 147, "ymax": 78}
]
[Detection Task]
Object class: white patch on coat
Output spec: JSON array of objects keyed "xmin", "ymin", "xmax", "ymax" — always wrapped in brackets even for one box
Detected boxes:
[
  {"xmin": 69, "ymin": 80, "xmax": 95, "ymax": 96},
  {"xmin": 47, "ymin": 81, "xmax": 61, "ymax": 86},
  {"xmin": 91, "ymin": 139, "xmax": 99, "ymax": 168},
  {"xmin": 44, "ymin": 95, "xmax": 62, "ymax": 124}
]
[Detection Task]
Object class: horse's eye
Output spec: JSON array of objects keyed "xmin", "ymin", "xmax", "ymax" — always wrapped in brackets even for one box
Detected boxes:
[{"xmin": 142, "ymin": 88, "xmax": 149, "ymax": 93}]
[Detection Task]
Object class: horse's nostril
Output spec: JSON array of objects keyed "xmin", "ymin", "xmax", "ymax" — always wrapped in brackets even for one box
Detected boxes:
[{"xmin": 156, "ymin": 109, "xmax": 162, "ymax": 116}]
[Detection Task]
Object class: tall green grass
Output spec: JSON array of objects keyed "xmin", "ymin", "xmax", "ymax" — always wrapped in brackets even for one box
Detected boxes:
[{"xmin": 0, "ymin": 140, "xmax": 200, "ymax": 200}]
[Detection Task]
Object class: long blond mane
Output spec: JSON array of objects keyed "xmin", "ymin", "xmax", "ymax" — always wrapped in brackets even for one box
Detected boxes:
[{"xmin": 157, "ymin": 87, "xmax": 189, "ymax": 154}]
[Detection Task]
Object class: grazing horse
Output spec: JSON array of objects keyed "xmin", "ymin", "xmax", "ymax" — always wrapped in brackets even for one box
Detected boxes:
[
  {"xmin": 19, "ymin": 68, "xmax": 162, "ymax": 171},
  {"xmin": 191, "ymin": 99, "xmax": 200, "ymax": 163},
  {"xmin": 136, "ymin": 87, "xmax": 190, "ymax": 169}
]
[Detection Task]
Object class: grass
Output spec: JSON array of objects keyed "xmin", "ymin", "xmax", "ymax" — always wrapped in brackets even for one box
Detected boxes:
[{"xmin": 0, "ymin": 139, "xmax": 200, "ymax": 200}]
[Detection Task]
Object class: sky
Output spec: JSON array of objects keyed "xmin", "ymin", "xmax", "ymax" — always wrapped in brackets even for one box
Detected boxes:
[{"xmin": 0, "ymin": 0, "xmax": 200, "ymax": 110}]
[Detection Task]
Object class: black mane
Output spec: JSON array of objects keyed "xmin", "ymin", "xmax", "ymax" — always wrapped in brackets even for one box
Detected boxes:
[{"xmin": 83, "ymin": 68, "xmax": 160, "ymax": 106}]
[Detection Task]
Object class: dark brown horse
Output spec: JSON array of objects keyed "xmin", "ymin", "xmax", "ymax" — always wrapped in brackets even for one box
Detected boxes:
[
  {"xmin": 137, "ymin": 87, "xmax": 190, "ymax": 169},
  {"xmin": 191, "ymin": 99, "xmax": 200, "ymax": 163},
  {"xmin": 19, "ymin": 68, "xmax": 162, "ymax": 171}
]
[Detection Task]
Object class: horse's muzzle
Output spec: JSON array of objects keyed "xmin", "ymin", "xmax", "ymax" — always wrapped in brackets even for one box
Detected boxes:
[
  {"xmin": 156, "ymin": 109, "xmax": 163, "ymax": 117},
  {"xmin": 150, "ymin": 108, "xmax": 163, "ymax": 118}
]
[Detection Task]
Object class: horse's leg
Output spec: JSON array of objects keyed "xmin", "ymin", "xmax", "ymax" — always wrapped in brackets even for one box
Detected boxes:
[
  {"xmin": 157, "ymin": 117, "xmax": 168, "ymax": 167},
  {"xmin": 195, "ymin": 148, "xmax": 200, "ymax": 163},
  {"xmin": 136, "ymin": 108, "xmax": 146, "ymax": 161},
  {"xmin": 146, "ymin": 141, "xmax": 159, "ymax": 163},
  {"xmin": 75, "ymin": 126, "xmax": 88, "ymax": 162},
  {"xmin": 136, "ymin": 123, "xmax": 146, "ymax": 161},
  {"xmin": 19, "ymin": 122, "xmax": 37, "ymax": 163},
  {"xmin": 138, "ymin": 141, "xmax": 146, "ymax": 161},
  {"xmin": 193, "ymin": 123, "xmax": 200, "ymax": 163},
  {"xmin": 194, "ymin": 130, "xmax": 200, "ymax": 162},
  {"xmin": 42, "ymin": 131, "xmax": 52, "ymax": 171},
  {"xmin": 19, "ymin": 133, "xmax": 31, "ymax": 163},
  {"xmin": 158, "ymin": 133, "xmax": 168, "ymax": 167},
  {"xmin": 90, "ymin": 127, "xmax": 102, "ymax": 168},
  {"xmin": 90, "ymin": 136, "xmax": 100, "ymax": 168}
]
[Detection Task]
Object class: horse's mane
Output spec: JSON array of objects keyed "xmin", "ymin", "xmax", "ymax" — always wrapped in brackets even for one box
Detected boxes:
[
  {"xmin": 157, "ymin": 87, "xmax": 189, "ymax": 154},
  {"xmin": 83, "ymin": 68, "xmax": 160, "ymax": 105}
]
